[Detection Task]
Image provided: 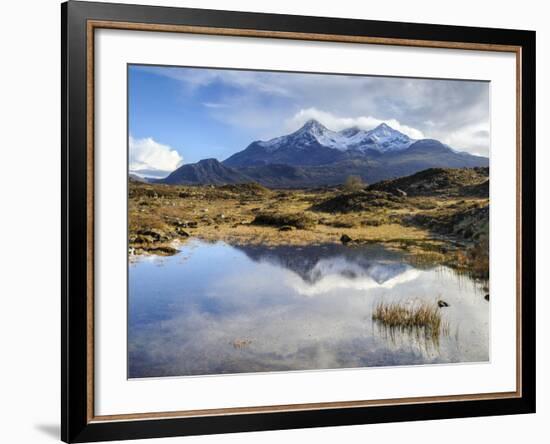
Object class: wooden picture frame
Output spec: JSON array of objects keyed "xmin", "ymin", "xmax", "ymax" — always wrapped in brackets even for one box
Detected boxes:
[{"xmin": 62, "ymin": 1, "xmax": 536, "ymax": 442}]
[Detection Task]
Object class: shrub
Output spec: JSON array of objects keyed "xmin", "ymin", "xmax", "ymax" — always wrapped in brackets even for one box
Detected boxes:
[{"xmin": 344, "ymin": 175, "xmax": 365, "ymax": 192}]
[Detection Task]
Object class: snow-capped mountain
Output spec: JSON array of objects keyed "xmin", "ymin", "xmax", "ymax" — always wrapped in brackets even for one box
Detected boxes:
[
  {"xmin": 351, "ymin": 122, "xmax": 415, "ymax": 152},
  {"xmin": 224, "ymin": 120, "xmax": 415, "ymax": 167},
  {"xmin": 258, "ymin": 119, "xmax": 353, "ymax": 152},
  {"xmin": 160, "ymin": 119, "xmax": 488, "ymax": 187},
  {"xmin": 258, "ymin": 119, "xmax": 414, "ymax": 151}
]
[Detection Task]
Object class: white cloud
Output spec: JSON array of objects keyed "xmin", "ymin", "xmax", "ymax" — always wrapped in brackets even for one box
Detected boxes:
[
  {"xmin": 441, "ymin": 122, "xmax": 490, "ymax": 156},
  {"xmin": 202, "ymin": 102, "xmax": 229, "ymax": 109},
  {"xmin": 134, "ymin": 66, "xmax": 489, "ymax": 156},
  {"xmin": 129, "ymin": 136, "xmax": 183, "ymax": 177},
  {"xmin": 145, "ymin": 66, "xmax": 291, "ymax": 96},
  {"xmin": 286, "ymin": 108, "xmax": 425, "ymax": 140}
]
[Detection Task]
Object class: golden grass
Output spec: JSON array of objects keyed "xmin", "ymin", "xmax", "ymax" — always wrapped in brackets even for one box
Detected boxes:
[
  {"xmin": 128, "ymin": 180, "xmax": 433, "ymax": 248},
  {"xmin": 128, "ymin": 182, "xmax": 489, "ymax": 280},
  {"xmin": 372, "ymin": 300, "xmax": 449, "ymax": 338}
]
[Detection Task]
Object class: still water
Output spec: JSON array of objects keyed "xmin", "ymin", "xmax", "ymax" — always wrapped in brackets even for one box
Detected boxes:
[{"xmin": 128, "ymin": 240, "xmax": 489, "ymax": 378}]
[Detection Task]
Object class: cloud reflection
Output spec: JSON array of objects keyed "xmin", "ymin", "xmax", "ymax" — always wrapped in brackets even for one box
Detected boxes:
[{"xmin": 128, "ymin": 241, "xmax": 489, "ymax": 378}]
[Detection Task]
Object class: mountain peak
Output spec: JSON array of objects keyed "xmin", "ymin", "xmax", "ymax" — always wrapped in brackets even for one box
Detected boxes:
[
  {"xmin": 161, "ymin": 157, "xmax": 249, "ymax": 185},
  {"xmin": 299, "ymin": 119, "xmax": 327, "ymax": 133},
  {"xmin": 233, "ymin": 120, "xmax": 416, "ymax": 162},
  {"xmin": 371, "ymin": 122, "xmax": 395, "ymax": 134}
]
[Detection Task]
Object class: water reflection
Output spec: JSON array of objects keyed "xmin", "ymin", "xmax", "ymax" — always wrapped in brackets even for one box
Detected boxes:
[{"xmin": 128, "ymin": 240, "xmax": 489, "ymax": 378}]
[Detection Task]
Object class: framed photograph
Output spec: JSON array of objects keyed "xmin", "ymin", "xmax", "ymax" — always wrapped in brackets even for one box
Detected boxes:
[{"xmin": 61, "ymin": 1, "xmax": 535, "ymax": 442}]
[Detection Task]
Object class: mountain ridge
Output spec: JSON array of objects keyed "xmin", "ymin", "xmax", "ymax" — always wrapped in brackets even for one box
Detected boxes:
[
  {"xmin": 223, "ymin": 120, "xmax": 417, "ymax": 167},
  {"xmin": 161, "ymin": 158, "xmax": 250, "ymax": 185},
  {"xmin": 157, "ymin": 120, "xmax": 488, "ymax": 187}
]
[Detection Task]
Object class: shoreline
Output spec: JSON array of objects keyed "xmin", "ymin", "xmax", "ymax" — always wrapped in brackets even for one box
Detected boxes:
[{"xmin": 128, "ymin": 179, "xmax": 489, "ymax": 280}]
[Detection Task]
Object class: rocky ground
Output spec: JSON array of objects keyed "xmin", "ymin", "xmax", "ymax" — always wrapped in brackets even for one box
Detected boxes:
[{"xmin": 129, "ymin": 167, "xmax": 489, "ymax": 279}]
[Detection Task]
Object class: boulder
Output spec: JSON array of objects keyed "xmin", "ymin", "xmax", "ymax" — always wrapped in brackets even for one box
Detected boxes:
[
  {"xmin": 340, "ymin": 234, "xmax": 353, "ymax": 244},
  {"xmin": 176, "ymin": 228, "xmax": 190, "ymax": 237},
  {"xmin": 131, "ymin": 235, "xmax": 149, "ymax": 244},
  {"xmin": 136, "ymin": 228, "xmax": 165, "ymax": 241}
]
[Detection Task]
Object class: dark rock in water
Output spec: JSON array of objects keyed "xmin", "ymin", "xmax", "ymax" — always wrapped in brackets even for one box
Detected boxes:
[
  {"xmin": 279, "ymin": 225, "xmax": 294, "ymax": 232},
  {"xmin": 437, "ymin": 300, "xmax": 450, "ymax": 308},
  {"xmin": 484, "ymin": 294, "xmax": 490, "ymax": 301},
  {"xmin": 340, "ymin": 234, "xmax": 353, "ymax": 244}
]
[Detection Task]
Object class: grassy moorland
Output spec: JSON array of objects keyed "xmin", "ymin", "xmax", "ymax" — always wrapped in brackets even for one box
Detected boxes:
[{"xmin": 129, "ymin": 167, "xmax": 489, "ymax": 279}]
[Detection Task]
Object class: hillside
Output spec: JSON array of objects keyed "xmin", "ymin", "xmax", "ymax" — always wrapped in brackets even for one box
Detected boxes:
[
  {"xmin": 222, "ymin": 120, "xmax": 487, "ymax": 175},
  {"xmin": 367, "ymin": 167, "xmax": 489, "ymax": 197},
  {"xmin": 160, "ymin": 158, "xmax": 250, "ymax": 185}
]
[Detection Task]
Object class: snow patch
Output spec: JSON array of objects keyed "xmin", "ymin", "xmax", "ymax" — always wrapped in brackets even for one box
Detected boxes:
[{"xmin": 257, "ymin": 120, "xmax": 415, "ymax": 153}]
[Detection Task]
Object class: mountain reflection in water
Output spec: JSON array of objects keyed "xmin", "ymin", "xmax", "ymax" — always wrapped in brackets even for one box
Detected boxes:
[{"xmin": 128, "ymin": 240, "xmax": 489, "ymax": 378}]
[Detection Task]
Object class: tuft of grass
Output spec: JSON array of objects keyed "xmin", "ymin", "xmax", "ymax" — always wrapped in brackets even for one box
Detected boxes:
[{"xmin": 372, "ymin": 300, "xmax": 448, "ymax": 338}]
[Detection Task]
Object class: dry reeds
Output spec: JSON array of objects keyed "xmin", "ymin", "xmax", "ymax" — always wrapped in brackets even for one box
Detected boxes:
[{"xmin": 372, "ymin": 300, "xmax": 448, "ymax": 338}]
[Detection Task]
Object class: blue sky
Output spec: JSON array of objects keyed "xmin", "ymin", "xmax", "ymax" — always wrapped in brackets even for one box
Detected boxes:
[{"xmin": 128, "ymin": 65, "xmax": 489, "ymax": 178}]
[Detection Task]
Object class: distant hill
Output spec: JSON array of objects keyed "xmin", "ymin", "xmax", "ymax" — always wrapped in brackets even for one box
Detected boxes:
[
  {"xmin": 129, "ymin": 173, "xmax": 150, "ymax": 183},
  {"xmin": 160, "ymin": 158, "xmax": 250, "ymax": 185},
  {"xmin": 157, "ymin": 120, "xmax": 489, "ymax": 187}
]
